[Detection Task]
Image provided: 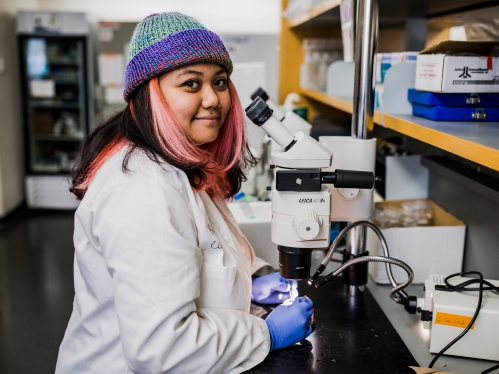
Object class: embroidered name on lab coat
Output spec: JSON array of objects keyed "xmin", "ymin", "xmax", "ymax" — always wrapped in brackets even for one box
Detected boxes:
[{"xmin": 208, "ymin": 224, "xmax": 223, "ymax": 249}]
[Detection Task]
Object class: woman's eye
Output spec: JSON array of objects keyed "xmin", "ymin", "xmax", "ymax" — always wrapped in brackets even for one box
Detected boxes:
[
  {"xmin": 183, "ymin": 80, "xmax": 200, "ymax": 88},
  {"xmin": 214, "ymin": 78, "xmax": 227, "ymax": 87}
]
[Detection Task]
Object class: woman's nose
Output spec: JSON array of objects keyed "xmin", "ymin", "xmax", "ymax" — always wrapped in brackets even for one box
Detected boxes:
[{"xmin": 201, "ymin": 88, "xmax": 220, "ymax": 109}]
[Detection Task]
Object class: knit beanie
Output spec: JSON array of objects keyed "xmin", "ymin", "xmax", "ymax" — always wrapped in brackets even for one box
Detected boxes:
[{"xmin": 123, "ymin": 12, "xmax": 233, "ymax": 102}]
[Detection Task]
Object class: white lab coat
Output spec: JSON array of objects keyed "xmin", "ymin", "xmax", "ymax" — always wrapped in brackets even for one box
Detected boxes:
[{"xmin": 55, "ymin": 149, "xmax": 271, "ymax": 374}]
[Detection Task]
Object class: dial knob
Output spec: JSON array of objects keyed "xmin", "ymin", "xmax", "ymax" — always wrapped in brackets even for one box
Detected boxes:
[
  {"xmin": 293, "ymin": 210, "xmax": 322, "ymax": 240},
  {"xmin": 337, "ymin": 187, "xmax": 359, "ymax": 200}
]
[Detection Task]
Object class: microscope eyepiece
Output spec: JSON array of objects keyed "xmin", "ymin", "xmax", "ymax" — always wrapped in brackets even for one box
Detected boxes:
[
  {"xmin": 245, "ymin": 97, "xmax": 273, "ymax": 127},
  {"xmin": 250, "ymin": 87, "xmax": 269, "ymax": 102}
]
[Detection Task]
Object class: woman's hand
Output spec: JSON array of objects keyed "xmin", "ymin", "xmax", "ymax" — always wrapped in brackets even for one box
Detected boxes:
[
  {"xmin": 251, "ymin": 272, "xmax": 298, "ymax": 304},
  {"xmin": 265, "ymin": 296, "xmax": 314, "ymax": 351}
]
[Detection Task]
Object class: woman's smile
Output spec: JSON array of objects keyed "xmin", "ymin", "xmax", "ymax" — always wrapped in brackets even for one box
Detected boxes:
[{"xmin": 193, "ymin": 115, "xmax": 221, "ymax": 125}]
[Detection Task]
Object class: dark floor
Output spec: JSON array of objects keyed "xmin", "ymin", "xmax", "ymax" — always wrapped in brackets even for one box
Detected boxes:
[{"xmin": 0, "ymin": 209, "xmax": 76, "ymax": 374}]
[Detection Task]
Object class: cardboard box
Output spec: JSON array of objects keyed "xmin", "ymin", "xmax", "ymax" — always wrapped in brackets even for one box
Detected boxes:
[
  {"xmin": 376, "ymin": 51, "xmax": 418, "ymax": 83},
  {"xmin": 415, "ymin": 41, "xmax": 499, "ymax": 93},
  {"xmin": 368, "ymin": 199, "xmax": 466, "ymax": 284}
]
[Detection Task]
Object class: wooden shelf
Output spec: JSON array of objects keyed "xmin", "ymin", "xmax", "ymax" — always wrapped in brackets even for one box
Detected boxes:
[
  {"xmin": 301, "ymin": 89, "xmax": 499, "ymax": 172},
  {"xmin": 300, "ymin": 88, "xmax": 383, "ymax": 125},
  {"xmin": 288, "ymin": 0, "xmax": 499, "ymax": 29},
  {"xmin": 300, "ymin": 89, "xmax": 352, "ymax": 112},
  {"xmin": 288, "ymin": 0, "xmax": 341, "ymax": 28},
  {"xmin": 383, "ymin": 114, "xmax": 499, "ymax": 172}
]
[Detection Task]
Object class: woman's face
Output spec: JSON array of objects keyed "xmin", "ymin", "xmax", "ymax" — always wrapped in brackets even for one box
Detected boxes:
[{"xmin": 159, "ymin": 63, "xmax": 231, "ymax": 146}]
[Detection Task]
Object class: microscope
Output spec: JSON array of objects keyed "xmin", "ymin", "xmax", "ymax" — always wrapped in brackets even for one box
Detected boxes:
[
  {"xmin": 245, "ymin": 90, "xmax": 415, "ymax": 307},
  {"xmin": 246, "ymin": 96, "xmax": 374, "ymax": 280}
]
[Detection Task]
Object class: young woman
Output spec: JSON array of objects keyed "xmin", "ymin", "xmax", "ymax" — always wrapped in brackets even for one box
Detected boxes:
[{"xmin": 55, "ymin": 12, "xmax": 313, "ymax": 374}]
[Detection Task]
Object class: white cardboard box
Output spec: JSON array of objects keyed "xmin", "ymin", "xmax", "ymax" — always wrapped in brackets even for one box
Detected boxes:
[
  {"xmin": 368, "ymin": 199, "xmax": 466, "ymax": 284},
  {"xmin": 415, "ymin": 41, "xmax": 499, "ymax": 93}
]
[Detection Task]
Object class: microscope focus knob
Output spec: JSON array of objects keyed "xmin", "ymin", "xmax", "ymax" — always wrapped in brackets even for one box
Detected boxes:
[
  {"xmin": 293, "ymin": 210, "xmax": 322, "ymax": 240},
  {"xmin": 337, "ymin": 187, "xmax": 360, "ymax": 200}
]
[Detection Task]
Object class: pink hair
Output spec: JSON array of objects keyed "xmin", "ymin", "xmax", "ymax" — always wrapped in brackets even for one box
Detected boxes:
[
  {"xmin": 73, "ymin": 135, "xmax": 127, "ymax": 195},
  {"xmin": 74, "ymin": 76, "xmax": 247, "ymax": 200},
  {"xmin": 148, "ymin": 77, "xmax": 247, "ymax": 199}
]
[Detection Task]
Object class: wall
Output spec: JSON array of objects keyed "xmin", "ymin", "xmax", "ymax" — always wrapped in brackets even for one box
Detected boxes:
[
  {"xmin": 36, "ymin": 0, "xmax": 281, "ymax": 35},
  {"xmin": 424, "ymin": 158, "xmax": 499, "ymax": 279},
  {"xmin": 0, "ymin": 0, "xmax": 38, "ymax": 217},
  {"xmin": 1, "ymin": 0, "xmax": 38, "ymax": 15},
  {"xmin": 220, "ymin": 34, "xmax": 279, "ymax": 100}
]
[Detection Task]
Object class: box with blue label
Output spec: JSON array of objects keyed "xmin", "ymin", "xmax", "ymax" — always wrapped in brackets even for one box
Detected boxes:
[{"xmin": 408, "ymin": 88, "xmax": 499, "ymax": 121}]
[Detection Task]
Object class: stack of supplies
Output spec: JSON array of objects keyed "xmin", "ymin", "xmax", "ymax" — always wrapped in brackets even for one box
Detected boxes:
[
  {"xmin": 410, "ymin": 41, "xmax": 499, "ymax": 121},
  {"xmin": 375, "ymin": 52, "xmax": 418, "ymax": 108},
  {"xmin": 408, "ymin": 89, "xmax": 499, "ymax": 121}
]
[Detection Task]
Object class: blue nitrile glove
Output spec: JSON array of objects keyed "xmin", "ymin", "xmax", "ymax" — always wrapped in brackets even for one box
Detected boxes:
[
  {"xmin": 265, "ymin": 296, "xmax": 314, "ymax": 351},
  {"xmin": 251, "ymin": 272, "xmax": 298, "ymax": 304}
]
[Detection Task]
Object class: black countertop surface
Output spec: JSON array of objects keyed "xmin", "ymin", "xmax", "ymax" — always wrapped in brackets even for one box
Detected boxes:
[{"xmin": 247, "ymin": 277, "xmax": 419, "ymax": 374}]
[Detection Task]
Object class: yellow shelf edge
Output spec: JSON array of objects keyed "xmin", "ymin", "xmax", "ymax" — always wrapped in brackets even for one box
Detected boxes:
[
  {"xmin": 301, "ymin": 88, "xmax": 499, "ymax": 172},
  {"xmin": 289, "ymin": 0, "xmax": 341, "ymax": 28},
  {"xmin": 382, "ymin": 114, "xmax": 499, "ymax": 172},
  {"xmin": 300, "ymin": 88, "xmax": 383, "ymax": 123},
  {"xmin": 300, "ymin": 89, "xmax": 353, "ymax": 113}
]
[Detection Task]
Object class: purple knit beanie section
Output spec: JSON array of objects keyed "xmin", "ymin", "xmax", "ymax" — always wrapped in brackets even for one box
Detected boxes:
[{"xmin": 123, "ymin": 17, "xmax": 232, "ymax": 102}]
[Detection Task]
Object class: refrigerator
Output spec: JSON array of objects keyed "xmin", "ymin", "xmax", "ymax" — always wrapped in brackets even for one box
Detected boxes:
[{"xmin": 17, "ymin": 11, "xmax": 93, "ymax": 209}]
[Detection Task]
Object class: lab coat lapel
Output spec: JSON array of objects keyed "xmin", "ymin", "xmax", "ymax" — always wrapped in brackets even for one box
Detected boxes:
[{"xmin": 198, "ymin": 192, "xmax": 251, "ymax": 277}]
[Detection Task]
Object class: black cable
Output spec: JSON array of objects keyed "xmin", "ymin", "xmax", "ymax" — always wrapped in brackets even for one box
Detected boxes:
[
  {"xmin": 442, "ymin": 278, "xmax": 499, "ymax": 292},
  {"xmin": 482, "ymin": 362, "xmax": 499, "ymax": 374},
  {"xmin": 315, "ymin": 255, "xmax": 413, "ymax": 303},
  {"xmin": 428, "ymin": 271, "xmax": 484, "ymax": 369}
]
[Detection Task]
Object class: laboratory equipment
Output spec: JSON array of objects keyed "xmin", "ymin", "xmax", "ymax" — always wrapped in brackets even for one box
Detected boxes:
[
  {"xmin": 250, "ymin": 87, "xmax": 312, "ymax": 136},
  {"xmin": 245, "ymin": 97, "xmax": 376, "ymax": 280},
  {"xmin": 247, "ymin": 0, "xmax": 415, "ymax": 306},
  {"xmin": 17, "ymin": 11, "xmax": 93, "ymax": 209},
  {"xmin": 420, "ymin": 273, "xmax": 499, "ymax": 362},
  {"xmin": 245, "ymin": 97, "xmax": 416, "ymax": 309},
  {"xmin": 249, "ymin": 87, "xmax": 313, "ymax": 201}
]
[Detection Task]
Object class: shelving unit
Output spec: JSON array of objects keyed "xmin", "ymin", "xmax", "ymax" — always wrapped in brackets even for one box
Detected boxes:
[
  {"xmin": 382, "ymin": 114, "xmax": 499, "ymax": 172},
  {"xmin": 300, "ymin": 88, "xmax": 384, "ymax": 124},
  {"xmin": 279, "ymin": 0, "xmax": 499, "ymax": 172},
  {"xmin": 288, "ymin": 0, "xmax": 341, "ymax": 29},
  {"xmin": 17, "ymin": 11, "xmax": 92, "ymax": 209},
  {"xmin": 277, "ymin": 4, "xmax": 499, "ymax": 371},
  {"xmin": 30, "ymin": 101, "xmax": 80, "ymax": 109},
  {"xmin": 301, "ymin": 88, "xmax": 499, "ymax": 172}
]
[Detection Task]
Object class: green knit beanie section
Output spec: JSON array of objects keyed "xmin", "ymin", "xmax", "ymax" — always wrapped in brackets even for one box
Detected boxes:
[{"xmin": 128, "ymin": 12, "xmax": 206, "ymax": 62}]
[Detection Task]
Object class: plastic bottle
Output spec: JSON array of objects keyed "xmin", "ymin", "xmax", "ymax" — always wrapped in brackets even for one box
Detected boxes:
[{"xmin": 234, "ymin": 192, "xmax": 255, "ymax": 219}]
